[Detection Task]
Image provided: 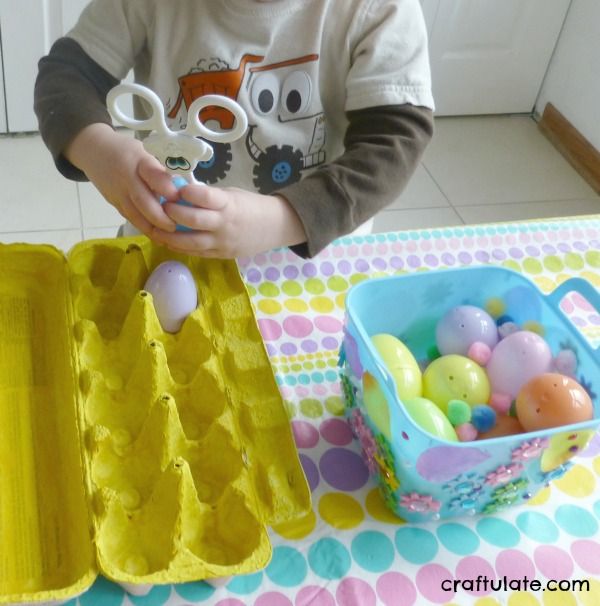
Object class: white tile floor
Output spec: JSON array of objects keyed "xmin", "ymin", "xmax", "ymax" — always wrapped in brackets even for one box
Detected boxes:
[{"xmin": 1, "ymin": 115, "xmax": 598, "ymax": 252}]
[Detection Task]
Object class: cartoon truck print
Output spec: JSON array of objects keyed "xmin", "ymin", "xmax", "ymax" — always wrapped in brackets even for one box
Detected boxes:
[
  {"xmin": 167, "ymin": 53, "xmax": 264, "ymax": 183},
  {"xmin": 244, "ymin": 54, "xmax": 327, "ymax": 194},
  {"xmin": 167, "ymin": 53, "xmax": 326, "ymax": 192}
]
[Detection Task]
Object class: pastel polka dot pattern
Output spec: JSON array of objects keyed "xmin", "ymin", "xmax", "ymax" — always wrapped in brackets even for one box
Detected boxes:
[
  {"xmin": 292, "ymin": 420, "xmax": 320, "ymax": 449},
  {"xmin": 127, "ymin": 586, "xmax": 171, "ymax": 606},
  {"xmin": 226, "ymin": 573, "xmax": 263, "ymax": 596},
  {"xmin": 249, "ymin": 224, "xmax": 600, "ymax": 360},
  {"xmin": 543, "ymin": 591, "xmax": 577, "ymax": 606},
  {"xmin": 495, "ymin": 549, "xmax": 536, "ymax": 581},
  {"xmin": 580, "ymin": 579, "xmax": 600, "ymax": 606},
  {"xmin": 308, "ymin": 538, "xmax": 352, "ymax": 580},
  {"xmin": 507, "ymin": 593, "xmax": 540, "ymax": 606},
  {"xmin": 416, "ymin": 563, "xmax": 454, "ymax": 603},
  {"xmin": 319, "ymin": 448, "xmax": 369, "ymax": 491},
  {"xmin": 299, "ymin": 453, "xmax": 320, "ymax": 492},
  {"xmin": 554, "ymin": 504, "xmax": 598, "ymax": 537},
  {"xmin": 173, "ymin": 581, "xmax": 215, "ymax": 601},
  {"xmin": 533, "ymin": 545, "xmax": 574, "ymax": 580},
  {"xmin": 319, "ymin": 418, "xmax": 353, "ymax": 446},
  {"xmin": 214, "ymin": 598, "xmax": 246, "ymax": 606},
  {"xmin": 553, "ymin": 465, "xmax": 596, "ymax": 497},
  {"xmin": 525, "ymin": 486, "xmax": 552, "ymax": 506},
  {"xmin": 437, "ymin": 523, "xmax": 481, "ymax": 555},
  {"xmin": 395, "ymin": 527, "xmax": 439, "ymax": 564},
  {"xmin": 365, "ymin": 488, "xmax": 405, "ymax": 524},
  {"xmin": 476, "ymin": 518, "xmax": 520, "ymax": 548},
  {"xmin": 83, "ymin": 220, "xmax": 600, "ymax": 606},
  {"xmin": 336, "ymin": 578, "xmax": 376, "ymax": 606},
  {"xmin": 515, "ymin": 512, "xmax": 559, "ymax": 543},
  {"xmin": 570, "ymin": 539, "xmax": 600, "ymax": 574},
  {"xmin": 295, "ymin": 586, "xmax": 336, "ymax": 606},
  {"xmin": 255, "ymin": 593, "xmax": 292, "ymax": 606},
  {"xmin": 376, "ymin": 572, "xmax": 417, "ymax": 606},
  {"xmin": 272, "ymin": 509, "xmax": 317, "ymax": 540},
  {"xmin": 318, "ymin": 493, "xmax": 364, "ymax": 529},
  {"xmin": 266, "ymin": 546, "xmax": 308, "ymax": 587},
  {"xmin": 455, "ymin": 556, "xmax": 496, "ymax": 596},
  {"xmin": 350, "ymin": 531, "xmax": 395, "ymax": 572}
]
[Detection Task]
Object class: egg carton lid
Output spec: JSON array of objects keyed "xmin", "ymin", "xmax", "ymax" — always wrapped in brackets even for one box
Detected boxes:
[{"xmin": 0, "ymin": 238, "xmax": 311, "ymax": 603}]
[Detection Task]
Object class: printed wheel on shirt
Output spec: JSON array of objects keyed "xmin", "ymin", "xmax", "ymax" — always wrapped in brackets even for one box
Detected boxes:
[
  {"xmin": 253, "ymin": 144, "xmax": 303, "ymax": 194},
  {"xmin": 193, "ymin": 141, "xmax": 233, "ymax": 184}
]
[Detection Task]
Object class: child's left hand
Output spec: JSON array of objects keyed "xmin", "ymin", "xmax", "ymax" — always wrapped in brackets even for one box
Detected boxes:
[{"xmin": 150, "ymin": 183, "xmax": 306, "ymax": 258}]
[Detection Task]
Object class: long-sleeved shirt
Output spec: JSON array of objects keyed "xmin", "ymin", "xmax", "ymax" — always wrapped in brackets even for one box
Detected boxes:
[{"xmin": 34, "ymin": 0, "xmax": 434, "ymax": 257}]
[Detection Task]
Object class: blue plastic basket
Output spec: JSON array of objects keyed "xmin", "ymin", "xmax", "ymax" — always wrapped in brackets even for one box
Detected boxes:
[{"xmin": 340, "ymin": 266, "xmax": 600, "ymax": 522}]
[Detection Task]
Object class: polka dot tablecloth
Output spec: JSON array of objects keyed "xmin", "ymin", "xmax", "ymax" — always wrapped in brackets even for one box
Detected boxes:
[{"xmin": 68, "ymin": 218, "xmax": 600, "ymax": 606}]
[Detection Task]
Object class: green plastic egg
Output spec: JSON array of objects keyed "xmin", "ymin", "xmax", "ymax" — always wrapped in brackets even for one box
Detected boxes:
[{"xmin": 403, "ymin": 397, "xmax": 458, "ymax": 442}]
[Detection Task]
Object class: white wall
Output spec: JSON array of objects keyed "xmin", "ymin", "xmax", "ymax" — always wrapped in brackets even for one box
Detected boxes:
[{"xmin": 535, "ymin": 0, "xmax": 600, "ymax": 151}]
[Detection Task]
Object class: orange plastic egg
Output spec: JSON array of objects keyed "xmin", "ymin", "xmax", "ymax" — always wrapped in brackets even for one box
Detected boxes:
[{"xmin": 515, "ymin": 373, "xmax": 593, "ymax": 431}]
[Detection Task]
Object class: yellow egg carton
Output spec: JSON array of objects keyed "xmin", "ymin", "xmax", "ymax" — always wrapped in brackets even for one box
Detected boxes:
[{"xmin": 0, "ymin": 237, "xmax": 310, "ymax": 604}]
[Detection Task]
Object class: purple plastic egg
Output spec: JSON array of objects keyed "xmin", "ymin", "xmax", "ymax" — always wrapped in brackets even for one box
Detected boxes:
[
  {"xmin": 486, "ymin": 330, "xmax": 552, "ymax": 398},
  {"xmin": 144, "ymin": 261, "xmax": 198, "ymax": 333},
  {"xmin": 436, "ymin": 305, "xmax": 499, "ymax": 356}
]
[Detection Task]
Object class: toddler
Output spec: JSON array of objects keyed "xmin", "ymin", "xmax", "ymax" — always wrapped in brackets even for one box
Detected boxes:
[{"xmin": 34, "ymin": 0, "xmax": 434, "ymax": 259}]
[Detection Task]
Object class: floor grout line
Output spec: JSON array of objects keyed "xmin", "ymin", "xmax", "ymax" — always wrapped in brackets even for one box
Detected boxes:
[
  {"xmin": 75, "ymin": 182, "xmax": 85, "ymax": 242},
  {"xmin": 420, "ymin": 161, "xmax": 454, "ymax": 209}
]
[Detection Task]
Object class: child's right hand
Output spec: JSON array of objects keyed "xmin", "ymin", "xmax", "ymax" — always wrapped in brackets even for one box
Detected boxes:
[{"xmin": 65, "ymin": 123, "xmax": 178, "ymax": 235}]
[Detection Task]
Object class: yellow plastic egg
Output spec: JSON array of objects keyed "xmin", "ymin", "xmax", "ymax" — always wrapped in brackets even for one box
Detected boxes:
[
  {"xmin": 363, "ymin": 372, "xmax": 391, "ymax": 440},
  {"xmin": 371, "ymin": 334, "xmax": 422, "ymax": 401},
  {"xmin": 422, "ymin": 354, "xmax": 490, "ymax": 414}
]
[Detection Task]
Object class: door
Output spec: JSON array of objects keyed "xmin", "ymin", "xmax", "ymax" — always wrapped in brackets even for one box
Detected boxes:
[
  {"xmin": 0, "ymin": 43, "xmax": 7, "ymax": 133},
  {"xmin": 423, "ymin": 0, "xmax": 571, "ymax": 115},
  {"xmin": 0, "ymin": 0, "xmax": 88, "ymax": 132}
]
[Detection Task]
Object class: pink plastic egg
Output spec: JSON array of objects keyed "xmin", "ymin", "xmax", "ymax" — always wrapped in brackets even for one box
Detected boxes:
[
  {"xmin": 144, "ymin": 261, "xmax": 198, "ymax": 333},
  {"xmin": 516, "ymin": 373, "xmax": 593, "ymax": 431},
  {"xmin": 486, "ymin": 331, "xmax": 552, "ymax": 398}
]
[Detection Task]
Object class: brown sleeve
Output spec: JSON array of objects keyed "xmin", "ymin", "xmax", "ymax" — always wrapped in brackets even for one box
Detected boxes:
[
  {"xmin": 34, "ymin": 37, "xmax": 119, "ymax": 181},
  {"xmin": 279, "ymin": 104, "xmax": 434, "ymax": 258}
]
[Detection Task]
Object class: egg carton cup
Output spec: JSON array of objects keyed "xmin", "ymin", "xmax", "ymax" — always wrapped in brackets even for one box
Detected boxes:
[
  {"xmin": 0, "ymin": 238, "xmax": 310, "ymax": 604},
  {"xmin": 339, "ymin": 266, "xmax": 600, "ymax": 523}
]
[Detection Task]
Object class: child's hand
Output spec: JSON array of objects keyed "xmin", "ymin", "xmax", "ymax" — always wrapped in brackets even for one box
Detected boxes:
[
  {"xmin": 151, "ymin": 184, "xmax": 307, "ymax": 258},
  {"xmin": 65, "ymin": 123, "xmax": 178, "ymax": 234}
]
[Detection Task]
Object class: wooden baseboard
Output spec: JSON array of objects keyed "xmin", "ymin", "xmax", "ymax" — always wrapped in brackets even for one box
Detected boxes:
[{"xmin": 538, "ymin": 103, "xmax": 600, "ymax": 195}]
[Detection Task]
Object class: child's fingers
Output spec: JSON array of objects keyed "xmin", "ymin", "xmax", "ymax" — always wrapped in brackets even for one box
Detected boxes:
[
  {"xmin": 138, "ymin": 158, "xmax": 179, "ymax": 203},
  {"xmin": 178, "ymin": 184, "xmax": 228, "ymax": 211},
  {"xmin": 150, "ymin": 228, "xmax": 222, "ymax": 257},
  {"xmin": 128, "ymin": 179, "xmax": 177, "ymax": 232},
  {"xmin": 117, "ymin": 198, "xmax": 158, "ymax": 237},
  {"xmin": 156, "ymin": 240, "xmax": 222, "ymax": 258},
  {"xmin": 162, "ymin": 202, "xmax": 222, "ymax": 232}
]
